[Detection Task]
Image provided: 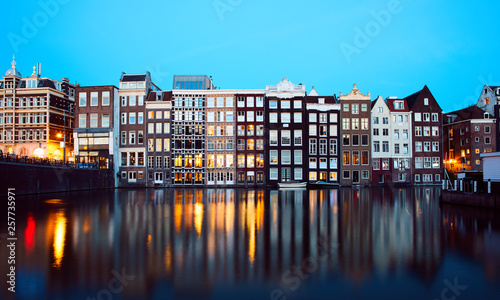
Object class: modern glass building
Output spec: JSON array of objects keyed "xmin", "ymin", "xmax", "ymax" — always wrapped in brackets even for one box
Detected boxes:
[{"xmin": 173, "ymin": 75, "xmax": 214, "ymax": 90}]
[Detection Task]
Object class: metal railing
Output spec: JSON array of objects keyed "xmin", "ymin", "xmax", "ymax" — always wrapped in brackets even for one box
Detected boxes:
[{"xmin": 0, "ymin": 154, "xmax": 100, "ymax": 169}]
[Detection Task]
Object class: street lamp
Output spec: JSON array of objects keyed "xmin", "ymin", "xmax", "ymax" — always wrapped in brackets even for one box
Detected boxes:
[
  {"xmin": 63, "ymin": 110, "xmax": 66, "ymax": 163},
  {"xmin": 57, "ymin": 110, "xmax": 66, "ymax": 163}
]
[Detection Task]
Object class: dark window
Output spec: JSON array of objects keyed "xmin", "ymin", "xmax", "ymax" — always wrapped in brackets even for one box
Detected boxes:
[
  {"xmin": 361, "ymin": 135, "xmax": 369, "ymax": 146},
  {"xmin": 238, "ymin": 172, "xmax": 245, "ymax": 184},
  {"xmin": 352, "ymin": 135, "xmax": 359, "ymax": 146}
]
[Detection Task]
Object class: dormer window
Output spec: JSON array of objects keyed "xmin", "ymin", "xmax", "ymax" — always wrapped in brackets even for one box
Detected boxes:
[
  {"xmin": 395, "ymin": 101, "xmax": 404, "ymax": 109},
  {"xmin": 318, "ymin": 98, "xmax": 325, "ymax": 104},
  {"xmin": 484, "ymin": 112, "xmax": 490, "ymax": 119},
  {"xmin": 121, "ymin": 83, "xmax": 127, "ymax": 88},
  {"xmin": 129, "ymin": 83, "xmax": 136, "ymax": 88}
]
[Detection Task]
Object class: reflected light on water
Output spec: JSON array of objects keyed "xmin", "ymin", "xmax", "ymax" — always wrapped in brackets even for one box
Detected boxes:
[
  {"xmin": 174, "ymin": 196, "xmax": 182, "ymax": 233},
  {"xmin": 246, "ymin": 191, "xmax": 265, "ymax": 264},
  {"xmin": 83, "ymin": 217, "xmax": 90, "ymax": 233},
  {"xmin": 24, "ymin": 213, "xmax": 36, "ymax": 255},
  {"xmin": 9, "ymin": 187, "xmax": 500, "ymax": 300},
  {"xmin": 52, "ymin": 210, "xmax": 67, "ymax": 270},
  {"xmin": 247, "ymin": 197, "xmax": 256, "ymax": 264},
  {"xmin": 194, "ymin": 202, "xmax": 203, "ymax": 238},
  {"xmin": 45, "ymin": 199, "xmax": 64, "ymax": 204}
]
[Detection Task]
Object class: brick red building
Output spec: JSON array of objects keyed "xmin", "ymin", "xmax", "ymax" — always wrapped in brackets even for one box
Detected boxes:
[
  {"xmin": 443, "ymin": 106, "xmax": 496, "ymax": 172},
  {"xmin": 404, "ymin": 86, "xmax": 443, "ymax": 184}
]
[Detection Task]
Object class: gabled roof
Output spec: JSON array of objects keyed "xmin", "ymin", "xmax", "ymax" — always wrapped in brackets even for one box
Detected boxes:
[
  {"xmin": 147, "ymin": 91, "xmax": 156, "ymax": 102},
  {"xmin": 443, "ymin": 106, "xmax": 487, "ymax": 124},
  {"xmin": 308, "ymin": 86, "xmax": 319, "ymax": 96},
  {"xmin": 339, "ymin": 83, "xmax": 370, "ymax": 100},
  {"xmin": 371, "ymin": 95, "xmax": 387, "ymax": 110},
  {"xmin": 403, "ymin": 89, "xmax": 422, "ymax": 109},
  {"xmin": 147, "ymin": 90, "xmax": 172, "ymax": 102},
  {"xmin": 403, "ymin": 85, "xmax": 441, "ymax": 111},
  {"xmin": 387, "ymin": 98, "xmax": 409, "ymax": 112}
]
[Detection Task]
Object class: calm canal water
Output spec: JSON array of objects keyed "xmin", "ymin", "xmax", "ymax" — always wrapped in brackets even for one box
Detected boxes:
[{"xmin": 1, "ymin": 187, "xmax": 499, "ymax": 300}]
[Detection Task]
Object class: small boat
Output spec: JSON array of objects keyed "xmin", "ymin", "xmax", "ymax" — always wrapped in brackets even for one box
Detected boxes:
[
  {"xmin": 308, "ymin": 181, "xmax": 339, "ymax": 189},
  {"xmin": 278, "ymin": 181, "xmax": 307, "ymax": 189}
]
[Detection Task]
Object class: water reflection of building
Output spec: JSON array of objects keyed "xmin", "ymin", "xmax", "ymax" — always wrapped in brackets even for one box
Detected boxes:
[
  {"xmin": 339, "ymin": 188, "xmax": 373, "ymax": 283},
  {"xmin": 10, "ymin": 187, "xmax": 500, "ymax": 299},
  {"xmin": 441, "ymin": 203, "xmax": 500, "ymax": 281}
]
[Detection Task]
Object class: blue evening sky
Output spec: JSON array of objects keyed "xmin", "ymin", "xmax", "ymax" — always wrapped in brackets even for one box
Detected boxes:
[{"xmin": 2, "ymin": 0, "xmax": 500, "ymax": 112}]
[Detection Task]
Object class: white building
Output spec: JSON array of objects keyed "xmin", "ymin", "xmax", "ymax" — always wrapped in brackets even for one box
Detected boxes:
[
  {"xmin": 371, "ymin": 96, "xmax": 412, "ymax": 184},
  {"xmin": 476, "ymin": 85, "xmax": 500, "ymax": 116},
  {"xmin": 371, "ymin": 96, "xmax": 391, "ymax": 183},
  {"xmin": 387, "ymin": 97, "xmax": 412, "ymax": 184}
]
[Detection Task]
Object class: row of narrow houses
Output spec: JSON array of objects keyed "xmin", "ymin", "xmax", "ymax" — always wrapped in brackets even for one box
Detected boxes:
[{"xmin": 1, "ymin": 58, "xmax": 498, "ymax": 187}]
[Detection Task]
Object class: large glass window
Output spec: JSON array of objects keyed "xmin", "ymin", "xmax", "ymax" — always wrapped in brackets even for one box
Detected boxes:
[
  {"xmin": 294, "ymin": 112, "xmax": 302, "ymax": 123},
  {"xmin": 294, "ymin": 150, "xmax": 302, "ymax": 165},
  {"xmin": 207, "ymin": 97, "xmax": 215, "ymax": 108},
  {"xmin": 270, "ymin": 130, "xmax": 278, "ymax": 146},
  {"xmin": 281, "ymin": 113, "xmax": 290, "ymax": 123},
  {"xmin": 102, "ymin": 91, "xmax": 110, "ymax": 106},
  {"xmin": 282, "ymin": 151, "xmax": 291, "ymax": 165},
  {"xmin": 270, "ymin": 150, "xmax": 278, "ymax": 164},
  {"xmin": 90, "ymin": 113, "xmax": 98, "ymax": 128},
  {"xmin": 281, "ymin": 131, "xmax": 291, "ymax": 145},
  {"xmin": 90, "ymin": 92, "xmax": 98, "ymax": 106},
  {"xmin": 102, "ymin": 114, "xmax": 109, "ymax": 127},
  {"xmin": 79, "ymin": 114, "xmax": 86, "ymax": 128},
  {"xmin": 79, "ymin": 92, "xmax": 86, "ymax": 106}
]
